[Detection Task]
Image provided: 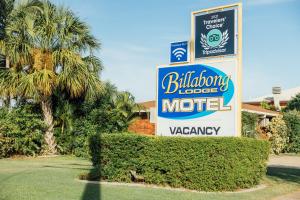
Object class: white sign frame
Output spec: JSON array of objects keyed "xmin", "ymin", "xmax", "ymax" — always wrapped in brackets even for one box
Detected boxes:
[{"xmin": 155, "ymin": 3, "xmax": 242, "ymax": 137}]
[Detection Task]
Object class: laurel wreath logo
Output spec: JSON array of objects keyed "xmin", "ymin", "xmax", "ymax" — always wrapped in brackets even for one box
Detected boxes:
[{"xmin": 200, "ymin": 29, "xmax": 229, "ymax": 50}]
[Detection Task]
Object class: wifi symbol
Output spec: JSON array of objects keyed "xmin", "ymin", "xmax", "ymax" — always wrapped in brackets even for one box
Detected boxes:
[{"xmin": 172, "ymin": 48, "xmax": 186, "ymax": 61}]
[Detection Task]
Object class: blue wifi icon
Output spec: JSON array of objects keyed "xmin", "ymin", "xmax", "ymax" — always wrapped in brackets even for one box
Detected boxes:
[
  {"xmin": 173, "ymin": 48, "xmax": 186, "ymax": 60},
  {"xmin": 170, "ymin": 41, "xmax": 188, "ymax": 63}
]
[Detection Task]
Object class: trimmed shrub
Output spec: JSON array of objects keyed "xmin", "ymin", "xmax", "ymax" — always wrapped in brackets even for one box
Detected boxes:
[
  {"xmin": 89, "ymin": 134, "xmax": 270, "ymax": 191},
  {"xmin": 242, "ymin": 111, "xmax": 259, "ymax": 138},
  {"xmin": 266, "ymin": 115, "xmax": 288, "ymax": 154},
  {"xmin": 283, "ymin": 110, "xmax": 300, "ymax": 153}
]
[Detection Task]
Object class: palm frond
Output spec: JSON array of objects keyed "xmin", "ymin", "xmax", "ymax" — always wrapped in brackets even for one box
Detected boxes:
[
  {"xmin": 1, "ymin": 0, "xmax": 102, "ymax": 102},
  {"xmin": 83, "ymin": 55, "xmax": 103, "ymax": 74}
]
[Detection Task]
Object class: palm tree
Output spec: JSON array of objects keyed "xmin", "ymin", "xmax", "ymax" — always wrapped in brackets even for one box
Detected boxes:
[
  {"xmin": 0, "ymin": 0, "xmax": 15, "ymax": 42},
  {"xmin": 53, "ymin": 93, "xmax": 74, "ymax": 135},
  {"xmin": 113, "ymin": 91, "xmax": 141, "ymax": 126},
  {"xmin": 0, "ymin": 0, "xmax": 102, "ymax": 155},
  {"xmin": 0, "ymin": 0, "xmax": 15, "ymax": 107}
]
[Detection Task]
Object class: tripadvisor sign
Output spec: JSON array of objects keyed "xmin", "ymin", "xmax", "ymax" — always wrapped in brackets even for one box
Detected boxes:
[{"xmin": 194, "ymin": 9, "xmax": 236, "ymax": 58}]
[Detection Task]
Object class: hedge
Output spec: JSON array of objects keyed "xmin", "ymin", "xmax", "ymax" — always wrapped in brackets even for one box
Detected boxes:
[{"xmin": 89, "ymin": 134, "xmax": 270, "ymax": 191}]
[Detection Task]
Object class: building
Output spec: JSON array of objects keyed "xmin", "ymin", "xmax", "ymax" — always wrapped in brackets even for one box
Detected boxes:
[
  {"xmin": 245, "ymin": 86, "xmax": 300, "ymax": 110},
  {"xmin": 129, "ymin": 100, "xmax": 279, "ymax": 135}
]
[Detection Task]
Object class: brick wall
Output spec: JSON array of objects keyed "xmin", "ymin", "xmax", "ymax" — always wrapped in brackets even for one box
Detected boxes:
[{"xmin": 128, "ymin": 119, "xmax": 155, "ymax": 135}]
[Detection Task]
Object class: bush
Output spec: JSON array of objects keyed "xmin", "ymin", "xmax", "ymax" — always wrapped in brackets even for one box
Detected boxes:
[
  {"xmin": 260, "ymin": 101, "xmax": 275, "ymax": 111},
  {"xmin": 242, "ymin": 111, "xmax": 259, "ymax": 138},
  {"xmin": 0, "ymin": 105, "xmax": 45, "ymax": 158},
  {"xmin": 0, "ymin": 137, "xmax": 14, "ymax": 158},
  {"xmin": 266, "ymin": 115, "xmax": 288, "ymax": 154},
  {"xmin": 283, "ymin": 110, "xmax": 300, "ymax": 153},
  {"xmin": 55, "ymin": 117, "xmax": 98, "ymax": 158},
  {"xmin": 284, "ymin": 93, "xmax": 300, "ymax": 111},
  {"xmin": 89, "ymin": 134, "xmax": 270, "ymax": 191}
]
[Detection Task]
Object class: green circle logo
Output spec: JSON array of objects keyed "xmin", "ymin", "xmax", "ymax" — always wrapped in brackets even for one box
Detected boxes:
[{"xmin": 206, "ymin": 29, "xmax": 222, "ymax": 47}]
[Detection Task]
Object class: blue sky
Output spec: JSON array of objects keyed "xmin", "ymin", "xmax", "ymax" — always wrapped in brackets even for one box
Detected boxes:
[{"xmin": 51, "ymin": 0, "xmax": 300, "ymax": 102}]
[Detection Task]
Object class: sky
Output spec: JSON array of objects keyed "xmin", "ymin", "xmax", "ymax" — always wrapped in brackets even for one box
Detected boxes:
[{"xmin": 51, "ymin": 0, "xmax": 300, "ymax": 102}]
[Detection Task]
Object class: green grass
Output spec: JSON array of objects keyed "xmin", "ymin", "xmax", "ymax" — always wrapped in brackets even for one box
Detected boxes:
[{"xmin": 0, "ymin": 156, "xmax": 299, "ymax": 200}]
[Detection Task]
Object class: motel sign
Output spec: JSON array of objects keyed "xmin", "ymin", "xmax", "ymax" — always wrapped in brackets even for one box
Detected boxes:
[{"xmin": 156, "ymin": 4, "xmax": 242, "ymax": 136}]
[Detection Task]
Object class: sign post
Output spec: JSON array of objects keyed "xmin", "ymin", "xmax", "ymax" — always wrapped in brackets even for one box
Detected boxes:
[{"xmin": 156, "ymin": 3, "xmax": 242, "ymax": 137}]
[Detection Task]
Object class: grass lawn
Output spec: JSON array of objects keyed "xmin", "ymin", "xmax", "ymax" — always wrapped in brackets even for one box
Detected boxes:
[{"xmin": 0, "ymin": 156, "xmax": 299, "ymax": 200}]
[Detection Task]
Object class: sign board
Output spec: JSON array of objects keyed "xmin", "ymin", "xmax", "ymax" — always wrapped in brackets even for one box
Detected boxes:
[
  {"xmin": 156, "ymin": 60, "xmax": 238, "ymax": 136},
  {"xmin": 155, "ymin": 3, "xmax": 242, "ymax": 137},
  {"xmin": 170, "ymin": 41, "xmax": 189, "ymax": 64},
  {"xmin": 193, "ymin": 8, "xmax": 237, "ymax": 59}
]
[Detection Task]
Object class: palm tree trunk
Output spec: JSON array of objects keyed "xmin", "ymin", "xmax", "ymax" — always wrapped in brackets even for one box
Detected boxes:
[
  {"xmin": 41, "ymin": 97, "xmax": 57, "ymax": 155},
  {"xmin": 5, "ymin": 57, "xmax": 9, "ymax": 68}
]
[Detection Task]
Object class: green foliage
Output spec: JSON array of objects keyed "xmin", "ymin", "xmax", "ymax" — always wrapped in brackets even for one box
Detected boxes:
[
  {"xmin": 0, "ymin": 82, "xmax": 141, "ymax": 158},
  {"xmin": 266, "ymin": 115, "xmax": 288, "ymax": 154},
  {"xmin": 51, "ymin": 82, "xmax": 141, "ymax": 157},
  {"xmin": 0, "ymin": 0, "xmax": 14, "ymax": 40},
  {"xmin": 0, "ymin": 105, "xmax": 45, "ymax": 158},
  {"xmin": 260, "ymin": 101, "xmax": 275, "ymax": 111},
  {"xmin": 0, "ymin": 0, "xmax": 103, "ymax": 154},
  {"xmin": 283, "ymin": 110, "xmax": 300, "ymax": 153},
  {"xmin": 0, "ymin": 0, "xmax": 102, "ymax": 101},
  {"xmin": 55, "ymin": 118, "xmax": 98, "ymax": 158},
  {"xmin": 0, "ymin": 0, "xmax": 15, "ymax": 68},
  {"xmin": 0, "ymin": 1, "xmax": 141, "ymax": 156},
  {"xmin": 284, "ymin": 93, "xmax": 300, "ymax": 111},
  {"xmin": 79, "ymin": 84, "xmax": 141, "ymax": 133},
  {"xmin": 89, "ymin": 134, "xmax": 270, "ymax": 191},
  {"xmin": 242, "ymin": 111, "xmax": 259, "ymax": 138}
]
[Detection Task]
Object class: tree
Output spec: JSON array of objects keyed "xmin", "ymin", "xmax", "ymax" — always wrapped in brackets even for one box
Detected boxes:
[
  {"xmin": 0, "ymin": 0, "xmax": 102, "ymax": 155},
  {"xmin": 283, "ymin": 110, "xmax": 300, "ymax": 153},
  {"xmin": 0, "ymin": 0, "xmax": 14, "ymax": 107},
  {"xmin": 74, "ymin": 84, "xmax": 141, "ymax": 133},
  {"xmin": 112, "ymin": 91, "xmax": 141, "ymax": 127},
  {"xmin": 53, "ymin": 93, "xmax": 74, "ymax": 135},
  {"xmin": 241, "ymin": 111, "xmax": 258, "ymax": 138},
  {"xmin": 0, "ymin": 0, "xmax": 15, "ymax": 41},
  {"xmin": 284, "ymin": 93, "xmax": 300, "ymax": 111},
  {"xmin": 0, "ymin": 0, "xmax": 14, "ymax": 68},
  {"xmin": 266, "ymin": 115, "xmax": 288, "ymax": 154}
]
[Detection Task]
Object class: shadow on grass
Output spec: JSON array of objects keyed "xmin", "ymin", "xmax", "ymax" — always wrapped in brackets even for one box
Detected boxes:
[
  {"xmin": 81, "ymin": 182, "xmax": 101, "ymax": 200},
  {"xmin": 81, "ymin": 134, "xmax": 102, "ymax": 200},
  {"xmin": 42, "ymin": 165, "xmax": 91, "ymax": 171},
  {"xmin": 42, "ymin": 161, "xmax": 101, "ymax": 199},
  {"xmin": 62, "ymin": 163, "xmax": 91, "ymax": 167},
  {"xmin": 267, "ymin": 166, "xmax": 300, "ymax": 184},
  {"xmin": 80, "ymin": 167, "xmax": 101, "ymax": 200}
]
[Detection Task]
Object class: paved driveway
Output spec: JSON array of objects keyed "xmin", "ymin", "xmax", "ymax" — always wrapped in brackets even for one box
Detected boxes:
[
  {"xmin": 268, "ymin": 155, "xmax": 300, "ymax": 169},
  {"xmin": 268, "ymin": 155, "xmax": 300, "ymax": 200}
]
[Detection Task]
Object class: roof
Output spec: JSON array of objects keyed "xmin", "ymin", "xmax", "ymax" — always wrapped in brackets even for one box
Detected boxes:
[
  {"xmin": 138, "ymin": 101, "xmax": 279, "ymax": 116},
  {"xmin": 242, "ymin": 103, "xmax": 279, "ymax": 116},
  {"xmin": 246, "ymin": 86, "xmax": 300, "ymax": 103},
  {"xmin": 139, "ymin": 100, "xmax": 155, "ymax": 110}
]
